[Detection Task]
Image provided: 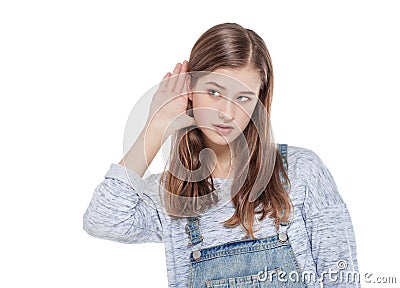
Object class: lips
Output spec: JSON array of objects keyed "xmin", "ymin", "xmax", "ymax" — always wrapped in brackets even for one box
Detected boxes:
[
  {"xmin": 212, "ymin": 124, "xmax": 234, "ymax": 135},
  {"xmin": 213, "ymin": 124, "xmax": 234, "ymax": 129}
]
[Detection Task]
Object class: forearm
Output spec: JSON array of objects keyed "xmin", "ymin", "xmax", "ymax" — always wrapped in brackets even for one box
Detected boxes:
[
  {"xmin": 83, "ymin": 164, "xmax": 164, "ymax": 244},
  {"xmin": 119, "ymin": 123, "xmax": 166, "ymax": 178}
]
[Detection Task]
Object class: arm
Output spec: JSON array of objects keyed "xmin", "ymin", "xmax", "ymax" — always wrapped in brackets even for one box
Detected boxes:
[
  {"xmin": 83, "ymin": 61, "xmax": 194, "ymax": 243},
  {"xmin": 299, "ymin": 149, "xmax": 360, "ymax": 287},
  {"xmin": 119, "ymin": 60, "xmax": 194, "ymax": 178},
  {"xmin": 83, "ymin": 163, "xmax": 164, "ymax": 244},
  {"xmin": 83, "ymin": 120, "xmax": 166, "ymax": 244},
  {"xmin": 118, "ymin": 122, "xmax": 165, "ymax": 178}
]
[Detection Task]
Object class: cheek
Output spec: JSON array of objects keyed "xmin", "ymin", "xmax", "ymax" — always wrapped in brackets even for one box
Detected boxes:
[
  {"xmin": 236, "ymin": 106, "xmax": 254, "ymax": 127},
  {"xmin": 237, "ymin": 115, "xmax": 251, "ymax": 131},
  {"xmin": 191, "ymin": 95, "xmax": 215, "ymax": 121}
]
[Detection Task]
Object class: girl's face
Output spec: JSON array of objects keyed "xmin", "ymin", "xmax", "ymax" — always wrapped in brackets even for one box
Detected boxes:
[{"xmin": 189, "ymin": 66, "xmax": 262, "ymax": 148}]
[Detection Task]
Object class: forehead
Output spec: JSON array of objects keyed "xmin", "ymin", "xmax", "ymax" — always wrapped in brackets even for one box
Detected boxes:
[{"xmin": 193, "ymin": 67, "xmax": 262, "ymax": 94}]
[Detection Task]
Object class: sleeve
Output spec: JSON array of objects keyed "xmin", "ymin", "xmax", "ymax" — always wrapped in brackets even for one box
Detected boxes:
[
  {"xmin": 299, "ymin": 149, "xmax": 360, "ymax": 288},
  {"xmin": 83, "ymin": 163, "xmax": 164, "ymax": 244}
]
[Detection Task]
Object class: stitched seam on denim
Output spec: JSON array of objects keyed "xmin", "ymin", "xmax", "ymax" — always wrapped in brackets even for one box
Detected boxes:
[
  {"xmin": 286, "ymin": 240, "xmax": 309, "ymax": 287},
  {"xmin": 189, "ymin": 260, "xmax": 195, "ymax": 288},
  {"xmin": 202, "ymin": 241, "xmax": 283, "ymax": 257},
  {"xmin": 186, "ymin": 217, "xmax": 203, "ymax": 246},
  {"xmin": 187, "ymin": 228, "xmax": 202, "ymax": 246},
  {"xmin": 200, "ymin": 237, "xmax": 283, "ymax": 253},
  {"xmin": 205, "ymin": 269, "xmax": 282, "ymax": 286},
  {"xmin": 191, "ymin": 242, "xmax": 288, "ymax": 263},
  {"xmin": 185, "ymin": 217, "xmax": 203, "ymax": 246}
]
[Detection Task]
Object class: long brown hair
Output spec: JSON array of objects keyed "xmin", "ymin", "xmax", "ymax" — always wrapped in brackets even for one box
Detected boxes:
[{"xmin": 160, "ymin": 23, "xmax": 292, "ymax": 239}]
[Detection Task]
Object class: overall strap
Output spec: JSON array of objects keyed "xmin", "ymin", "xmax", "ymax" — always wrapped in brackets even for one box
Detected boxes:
[
  {"xmin": 277, "ymin": 143, "xmax": 291, "ymax": 239},
  {"xmin": 186, "ymin": 216, "xmax": 203, "ymax": 246},
  {"xmin": 278, "ymin": 143, "xmax": 288, "ymax": 173},
  {"xmin": 277, "ymin": 143, "xmax": 288, "ymax": 192}
]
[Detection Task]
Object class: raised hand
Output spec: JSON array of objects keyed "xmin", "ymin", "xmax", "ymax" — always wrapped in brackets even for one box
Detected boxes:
[{"xmin": 146, "ymin": 60, "xmax": 196, "ymax": 138}]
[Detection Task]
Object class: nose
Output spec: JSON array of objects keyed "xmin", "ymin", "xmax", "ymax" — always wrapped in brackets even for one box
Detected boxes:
[{"xmin": 218, "ymin": 96, "xmax": 235, "ymax": 121}]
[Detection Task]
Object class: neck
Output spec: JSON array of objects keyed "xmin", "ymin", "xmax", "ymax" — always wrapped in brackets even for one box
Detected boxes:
[{"xmin": 203, "ymin": 139, "xmax": 234, "ymax": 179}]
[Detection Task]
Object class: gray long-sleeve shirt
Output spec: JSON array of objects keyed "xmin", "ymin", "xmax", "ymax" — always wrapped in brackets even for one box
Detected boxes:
[{"xmin": 83, "ymin": 145, "xmax": 360, "ymax": 287}]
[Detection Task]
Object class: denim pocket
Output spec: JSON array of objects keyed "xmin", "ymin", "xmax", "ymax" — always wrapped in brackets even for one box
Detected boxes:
[{"xmin": 205, "ymin": 267, "xmax": 282, "ymax": 288}]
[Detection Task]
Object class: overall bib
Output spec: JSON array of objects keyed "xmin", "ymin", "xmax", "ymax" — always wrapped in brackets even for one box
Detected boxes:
[{"xmin": 185, "ymin": 144, "xmax": 308, "ymax": 288}]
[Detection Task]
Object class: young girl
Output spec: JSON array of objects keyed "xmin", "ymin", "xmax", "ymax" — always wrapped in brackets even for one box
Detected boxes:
[{"xmin": 83, "ymin": 23, "xmax": 359, "ymax": 288}]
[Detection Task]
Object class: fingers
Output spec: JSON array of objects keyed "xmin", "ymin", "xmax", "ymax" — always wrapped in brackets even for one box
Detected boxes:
[
  {"xmin": 173, "ymin": 60, "xmax": 188, "ymax": 94},
  {"xmin": 159, "ymin": 72, "xmax": 172, "ymax": 90},
  {"xmin": 165, "ymin": 63, "xmax": 181, "ymax": 91},
  {"xmin": 165, "ymin": 61, "xmax": 189, "ymax": 91},
  {"xmin": 158, "ymin": 61, "xmax": 189, "ymax": 99}
]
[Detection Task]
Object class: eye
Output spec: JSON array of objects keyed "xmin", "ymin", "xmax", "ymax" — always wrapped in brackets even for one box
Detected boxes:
[
  {"xmin": 207, "ymin": 89, "xmax": 221, "ymax": 97},
  {"xmin": 237, "ymin": 96, "xmax": 251, "ymax": 102}
]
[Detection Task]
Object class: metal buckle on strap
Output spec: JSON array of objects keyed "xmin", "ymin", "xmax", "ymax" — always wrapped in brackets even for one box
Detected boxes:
[
  {"xmin": 278, "ymin": 232, "xmax": 288, "ymax": 242},
  {"xmin": 192, "ymin": 249, "xmax": 201, "ymax": 260}
]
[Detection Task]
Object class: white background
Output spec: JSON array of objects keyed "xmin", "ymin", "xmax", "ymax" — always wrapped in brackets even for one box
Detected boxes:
[{"xmin": 1, "ymin": 0, "xmax": 399, "ymax": 287}]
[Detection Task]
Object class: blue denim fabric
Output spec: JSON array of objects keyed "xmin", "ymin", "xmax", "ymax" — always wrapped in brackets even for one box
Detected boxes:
[
  {"xmin": 186, "ymin": 216, "xmax": 203, "ymax": 246},
  {"xmin": 186, "ymin": 144, "xmax": 308, "ymax": 288},
  {"xmin": 189, "ymin": 234, "xmax": 307, "ymax": 287}
]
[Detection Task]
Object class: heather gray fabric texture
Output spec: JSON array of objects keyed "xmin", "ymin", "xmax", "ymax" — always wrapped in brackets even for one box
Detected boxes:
[{"xmin": 83, "ymin": 145, "xmax": 360, "ymax": 288}]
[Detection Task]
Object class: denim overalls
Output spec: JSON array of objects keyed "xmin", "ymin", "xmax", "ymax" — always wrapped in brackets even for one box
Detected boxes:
[{"xmin": 185, "ymin": 144, "xmax": 307, "ymax": 288}]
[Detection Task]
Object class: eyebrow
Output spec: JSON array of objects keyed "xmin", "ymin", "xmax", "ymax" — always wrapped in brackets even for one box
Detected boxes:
[{"xmin": 205, "ymin": 81, "xmax": 257, "ymax": 96}]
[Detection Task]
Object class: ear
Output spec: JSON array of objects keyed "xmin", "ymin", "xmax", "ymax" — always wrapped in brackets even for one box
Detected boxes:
[{"xmin": 186, "ymin": 77, "xmax": 193, "ymax": 101}]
